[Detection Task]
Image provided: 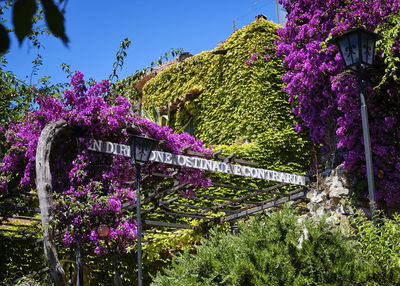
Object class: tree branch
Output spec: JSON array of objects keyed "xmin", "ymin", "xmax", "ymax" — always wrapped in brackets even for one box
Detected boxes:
[{"xmin": 35, "ymin": 120, "xmax": 67, "ymax": 286}]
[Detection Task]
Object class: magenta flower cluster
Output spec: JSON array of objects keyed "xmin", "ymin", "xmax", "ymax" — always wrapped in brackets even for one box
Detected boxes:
[
  {"xmin": 246, "ymin": 46, "xmax": 273, "ymax": 66},
  {"xmin": 276, "ymin": 0, "xmax": 400, "ymax": 204},
  {"xmin": 0, "ymin": 71, "xmax": 212, "ymax": 255}
]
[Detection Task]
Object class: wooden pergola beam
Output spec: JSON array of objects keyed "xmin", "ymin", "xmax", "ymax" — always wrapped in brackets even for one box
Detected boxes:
[
  {"xmin": 0, "ymin": 204, "xmax": 41, "ymax": 213},
  {"xmin": 144, "ymin": 182, "xmax": 190, "ymax": 204},
  {"xmin": 222, "ymin": 188, "xmax": 309, "ymax": 222},
  {"xmin": 194, "ymin": 193, "xmax": 258, "ymax": 204},
  {"xmin": 10, "ymin": 221, "xmax": 41, "ymax": 239},
  {"xmin": 162, "ymin": 202, "xmax": 216, "ymax": 212},
  {"xmin": 206, "ymin": 182, "xmax": 288, "ymax": 211},
  {"xmin": 122, "ymin": 182, "xmax": 189, "ymax": 210},
  {"xmin": 143, "ymin": 220, "xmax": 192, "ymax": 229},
  {"xmin": 232, "ymin": 158, "xmax": 259, "ymax": 167},
  {"xmin": 189, "ymin": 197, "xmax": 238, "ymax": 214},
  {"xmin": 223, "ymin": 152, "xmax": 236, "ymax": 163},
  {"xmin": 155, "ymin": 211, "xmax": 209, "ymax": 220},
  {"xmin": 211, "ymin": 181, "xmax": 286, "ymax": 193},
  {"xmin": 156, "ymin": 204, "xmax": 210, "ymax": 219}
]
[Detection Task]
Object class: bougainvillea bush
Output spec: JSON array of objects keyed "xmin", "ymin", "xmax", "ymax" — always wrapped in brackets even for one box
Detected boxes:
[
  {"xmin": 0, "ymin": 71, "xmax": 212, "ymax": 255},
  {"xmin": 276, "ymin": 0, "xmax": 400, "ymax": 204}
]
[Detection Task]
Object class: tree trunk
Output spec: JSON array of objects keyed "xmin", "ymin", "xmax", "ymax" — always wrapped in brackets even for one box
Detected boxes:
[{"xmin": 35, "ymin": 120, "xmax": 67, "ymax": 286}]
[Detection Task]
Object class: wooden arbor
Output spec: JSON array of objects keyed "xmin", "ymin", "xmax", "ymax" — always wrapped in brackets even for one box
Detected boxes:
[{"xmin": 2, "ymin": 121, "xmax": 311, "ymax": 285}]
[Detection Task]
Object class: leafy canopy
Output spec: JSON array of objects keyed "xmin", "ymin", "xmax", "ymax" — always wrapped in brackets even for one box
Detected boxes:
[{"xmin": 0, "ymin": 0, "xmax": 68, "ymax": 54}]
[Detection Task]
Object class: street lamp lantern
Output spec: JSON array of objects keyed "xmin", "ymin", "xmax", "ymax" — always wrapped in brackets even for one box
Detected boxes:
[
  {"xmin": 129, "ymin": 135, "xmax": 159, "ymax": 286},
  {"xmin": 328, "ymin": 27, "xmax": 381, "ymax": 223},
  {"xmin": 328, "ymin": 27, "xmax": 381, "ymax": 70},
  {"xmin": 130, "ymin": 135, "xmax": 160, "ymax": 166}
]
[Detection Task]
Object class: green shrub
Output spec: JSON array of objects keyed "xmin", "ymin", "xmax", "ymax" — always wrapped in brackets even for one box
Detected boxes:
[
  {"xmin": 151, "ymin": 206, "xmax": 374, "ymax": 286},
  {"xmin": 350, "ymin": 211, "xmax": 400, "ymax": 284},
  {"xmin": 0, "ymin": 236, "xmax": 51, "ymax": 285}
]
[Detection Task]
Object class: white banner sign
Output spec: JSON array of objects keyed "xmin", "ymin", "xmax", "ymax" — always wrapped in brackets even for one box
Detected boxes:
[{"xmin": 88, "ymin": 139, "xmax": 307, "ymax": 186}]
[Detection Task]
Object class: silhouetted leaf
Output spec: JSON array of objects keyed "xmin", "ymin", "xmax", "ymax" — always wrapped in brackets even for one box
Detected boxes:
[
  {"xmin": 12, "ymin": 0, "xmax": 37, "ymax": 44},
  {"xmin": 0, "ymin": 24, "xmax": 10, "ymax": 54},
  {"xmin": 40, "ymin": 0, "xmax": 68, "ymax": 44}
]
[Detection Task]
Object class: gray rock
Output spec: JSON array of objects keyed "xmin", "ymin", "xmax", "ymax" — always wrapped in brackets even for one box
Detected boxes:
[
  {"xmin": 328, "ymin": 176, "xmax": 350, "ymax": 198},
  {"xmin": 310, "ymin": 191, "xmax": 327, "ymax": 204},
  {"xmin": 316, "ymin": 206, "xmax": 326, "ymax": 216}
]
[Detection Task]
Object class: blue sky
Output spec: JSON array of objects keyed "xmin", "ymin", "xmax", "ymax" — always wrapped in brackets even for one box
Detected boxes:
[{"xmin": 4, "ymin": 0, "xmax": 285, "ymax": 86}]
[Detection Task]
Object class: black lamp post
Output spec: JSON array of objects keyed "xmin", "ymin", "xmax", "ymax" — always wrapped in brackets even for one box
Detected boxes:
[
  {"xmin": 76, "ymin": 240, "xmax": 84, "ymax": 286},
  {"xmin": 328, "ymin": 27, "xmax": 381, "ymax": 222},
  {"xmin": 130, "ymin": 135, "xmax": 159, "ymax": 286}
]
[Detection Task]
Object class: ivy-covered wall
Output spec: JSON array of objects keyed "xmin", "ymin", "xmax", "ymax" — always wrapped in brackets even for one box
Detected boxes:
[{"xmin": 142, "ymin": 19, "xmax": 311, "ymax": 173}]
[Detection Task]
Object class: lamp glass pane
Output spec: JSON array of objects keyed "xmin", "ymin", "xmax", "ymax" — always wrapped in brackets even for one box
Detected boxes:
[
  {"xmin": 361, "ymin": 34, "xmax": 375, "ymax": 65},
  {"xmin": 338, "ymin": 35, "xmax": 357, "ymax": 67},
  {"xmin": 136, "ymin": 137, "xmax": 151, "ymax": 163},
  {"xmin": 136, "ymin": 145, "xmax": 151, "ymax": 163},
  {"xmin": 130, "ymin": 136, "xmax": 159, "ymax": 165},
  {"xmin": 130, "ymin": 140, "xmax": 137, "ymax": 165},
  {"xmin": 349, "ymin": 32, "xmax": 359, "ymax": 64}
]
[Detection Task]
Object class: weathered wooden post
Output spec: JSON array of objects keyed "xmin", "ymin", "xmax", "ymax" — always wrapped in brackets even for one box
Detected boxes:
[{"xmin": 36, "ymin": 120, "xmax": 68, "ymax": 286}]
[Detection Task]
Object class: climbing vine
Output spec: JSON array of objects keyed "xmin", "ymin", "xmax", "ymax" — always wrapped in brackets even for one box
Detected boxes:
[{"xmin": 141, "ymin": 19, "xmax": 312, "ymax": 174}]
